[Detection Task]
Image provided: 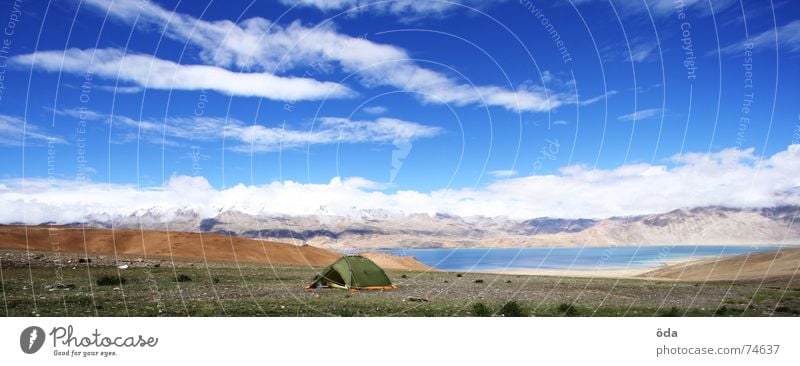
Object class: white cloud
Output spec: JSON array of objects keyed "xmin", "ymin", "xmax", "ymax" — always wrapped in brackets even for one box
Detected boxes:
[
  {"xmin": 573, "ymin": 0, "xmax": 736, "ymax": 17},
  {"xmin": 228, "ymin": 117, "xmax": 443, "ymax": 152},
  {"xmin": 94, "ymin": 85, "xmax": 143, "ymax": 94},
  {"xmin": 12, "ymin": 48, "xmax": 353, "ymax": 101},
  {"xmin": 79, "ymin": 0, "xmax": 575, "ymax": 112},
  {"xmin": 0, "ymin": 114, "xmax": 65, "ymax": 146},
  {"xmin": 629, "ymin": 42, "xmax": 657, "ymax": 63},
  {"xmin": 280, "ymin": 0, "xmax": 505, "ymax": 18},
  {"xmin": 3, "ymin": 145, "xmax": 799, "ymax": 223},
  {"xmin": 282, "ymin": 0, "xmax": 356, "ymax": 11},
  {"xmin": 488, "ymin": 169, "xmax": 517, "ymax": 178},
  {"xmin": 363, "ymin": 105, "xmax": 388, "ymax": 115},
  {"xmin": 579, "ymin": 90, "xmax": 617, "ymax": 106},
  {"xmin": 721, "ymin": 20, "xmax": 800, "ymax": 55},
  {"xmin": 57, "ymin": 109, "xmax": 441, "ymax": 152},
  {"xmin": 617, "ymin": 108, "xmax": 662, "ymax": 121}
]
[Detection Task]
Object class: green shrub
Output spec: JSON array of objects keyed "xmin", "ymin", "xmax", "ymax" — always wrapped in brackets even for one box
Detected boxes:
[
  {"xmin": 499, "ymin": 300, "xmax": 528, "ymax": 317},
  {"xmin": 456, "ymin": 273, "xmax": 463, "ymax": 278},
  {"xmin": 400, "ymin": 274, "xmax": 408, "ymax": 279},
  {"xmin": 474, "ymin": 279, "xmax": 484, "ymax": 283},
  {"xmin": 775, "ymin": 306, "xmax": 800, "ymax": 315},
  {"xmin": 176, "ymin": 274, "xmax": 192, "ymax": 282},
  {"xmin": 212, "ymin": 277, "xmax": 220, "ymax": 284},
  {"xmin": 96, "ymin": 275, "xmax": 126, "ymax": 286},
  {"xmin": 472, "ymin": 302, "xmax": 492, "ymax": 317},
  {"xmin": 662, "ymin": 306, "xmax": 681, "ymax": 317},
  {"xmin": 557, "ymin": 302, "xmax": 579, "ymax": 316}
]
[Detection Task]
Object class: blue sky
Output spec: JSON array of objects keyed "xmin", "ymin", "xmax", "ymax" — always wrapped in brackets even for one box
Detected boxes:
[{"xmin": 0, "ymin": 0, "xmax": 799, "ymax": 220}]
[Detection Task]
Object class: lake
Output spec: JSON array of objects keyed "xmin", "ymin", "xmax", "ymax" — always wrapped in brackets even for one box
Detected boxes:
[{"xmin": 370, "ymin": 246, "xmax": 786, "ymax": 272}]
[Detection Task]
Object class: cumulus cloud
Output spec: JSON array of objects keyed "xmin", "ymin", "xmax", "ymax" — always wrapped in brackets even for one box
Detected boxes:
[
  {"xmin": 0, "ymin": 114, "xmax": 65, "ymax": 146},
  {"xmin": 79, "ymin": 0, "xmax": 574, "ymax": 112},
  {"xmin": 12, "ymin": 48, "xmax": 353, "ymax": 101},
  {"xmin": 57, "ymin": 109, "xmax": 441, "ymax": 152},
  {"xmin": 3, "ymin": 145, "xmax": 799, "ymax": 223}
]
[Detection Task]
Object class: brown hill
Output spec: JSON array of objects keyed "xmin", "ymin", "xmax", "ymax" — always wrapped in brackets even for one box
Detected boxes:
[
  {"xmin": 0, "ymin": 225, "xmax": 341, "ymax": 267},
  {"xmin": 0, "ymin": 225, "xmax": 432, "ymax": 270},
  {"xmin": 359, "ymin": 251, "xmax": 432, "ymax": 271},
  {"xmin": 642, "ymin": 248, "xmax": 800, "ymax": 282}
]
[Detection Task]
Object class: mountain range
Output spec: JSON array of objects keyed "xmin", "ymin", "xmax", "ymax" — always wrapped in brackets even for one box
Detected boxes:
[{"xmin": 40, "ymin": 205, "xmax": 800, "ymax": 250}]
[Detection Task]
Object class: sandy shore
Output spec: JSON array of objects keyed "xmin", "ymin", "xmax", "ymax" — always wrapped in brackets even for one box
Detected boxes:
[
  {"xmin": 478, "ymin": 259, "xmax": 705, "ymax": 279},
  {"xmin": 643, "ymin": 247, "xmax": 800, "ymax": 281}
]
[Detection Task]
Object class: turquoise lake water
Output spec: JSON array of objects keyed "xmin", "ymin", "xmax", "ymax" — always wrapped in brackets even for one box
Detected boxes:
[{"xmin": 370, "ymin": 246, "xmax": 786, "ymax": 272}]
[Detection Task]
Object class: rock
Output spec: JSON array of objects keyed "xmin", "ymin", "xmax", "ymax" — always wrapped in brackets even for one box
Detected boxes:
[{"xmin": 118, "ymin": 264, "xmax": 129, "ymax": 269}]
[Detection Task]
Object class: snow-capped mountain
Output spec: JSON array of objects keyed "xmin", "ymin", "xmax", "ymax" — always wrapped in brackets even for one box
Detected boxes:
[{"xmin": 50, "ymin": 205, "xmax": 800, "ymax": 250}]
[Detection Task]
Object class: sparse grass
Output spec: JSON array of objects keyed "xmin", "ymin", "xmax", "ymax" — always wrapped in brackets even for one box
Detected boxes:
[
  {"xmin": 335, "ymin": 307, "xmax": 357, "ymax": 317},
  {"xmin": 713, "ymin": 305, "xmax": 745, "ymax": 316},
  {"xmin": 1, "ymin": 252, "xmax": 794, "ymax": 317},
  {"xmin": 723, "ymin": 297, "xmax": 739, "ymax": 304},
  {"xmin": 750, "ymin": 288, "xmax": 782, "ymax": 304}
]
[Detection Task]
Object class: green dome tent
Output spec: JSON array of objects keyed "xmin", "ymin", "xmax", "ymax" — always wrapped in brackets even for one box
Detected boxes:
[{"xmin": 306, "ymin": 255, "xmax": 397, "ymax": 291}]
